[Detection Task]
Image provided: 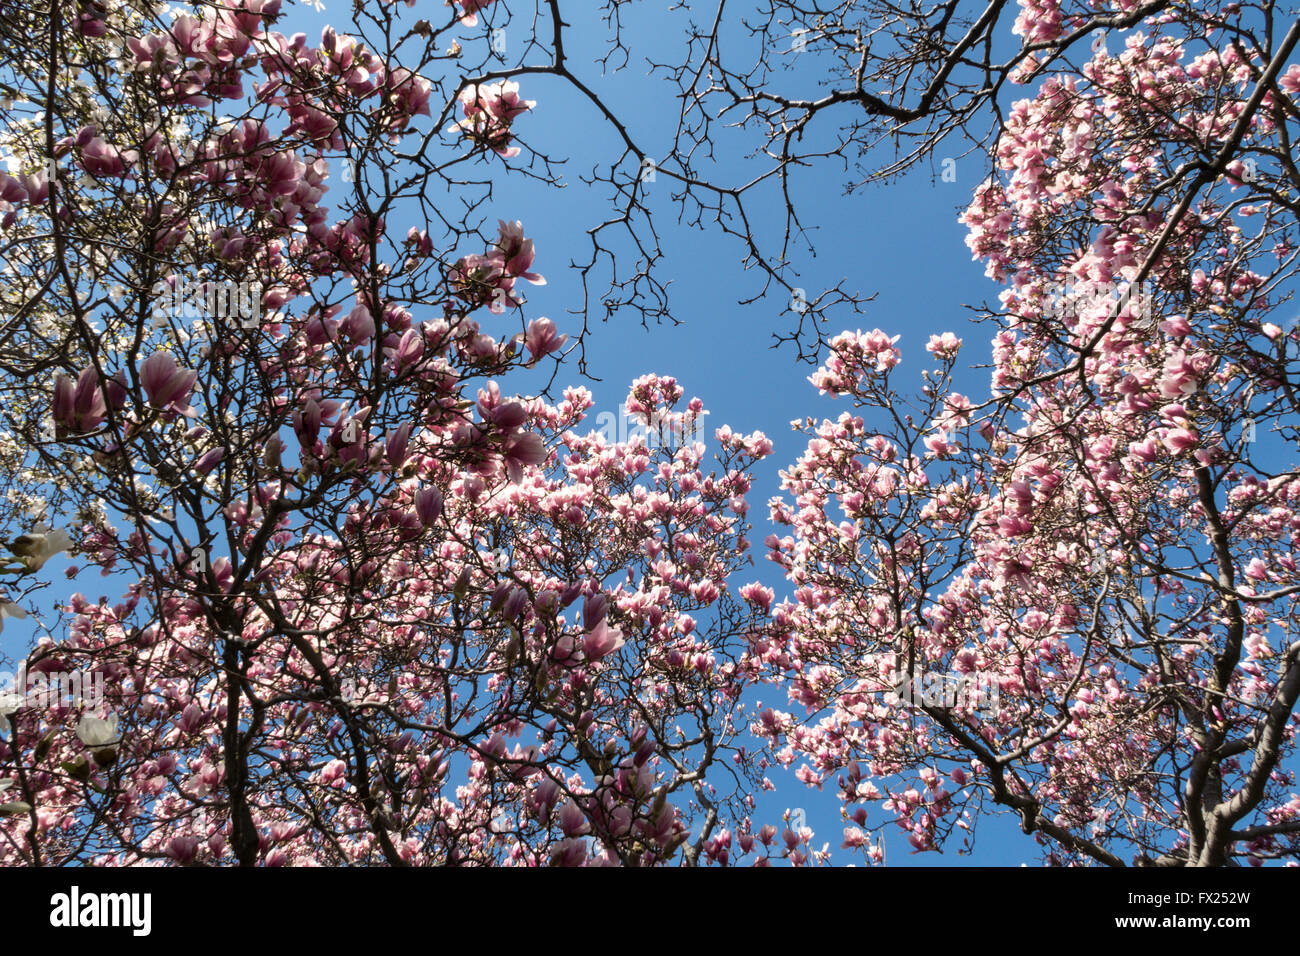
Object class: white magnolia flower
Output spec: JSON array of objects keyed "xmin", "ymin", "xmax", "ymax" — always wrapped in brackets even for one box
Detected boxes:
[
  {"xmin": 0, "ymin": 691, "xmax": 23, "ymax": 736},
  {"xmin": 7, "ymin": 527, "xmax": 73, "ymax": 571},
  {"xmin": 76, "ymin": 712, "xmax": 120, "ymax": 751},
  {"xmin": 0, "ymin": 600, "xmax": 27, "ymax": 634}
]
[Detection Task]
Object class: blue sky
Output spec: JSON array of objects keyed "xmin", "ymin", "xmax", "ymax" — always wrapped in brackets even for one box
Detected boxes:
[{"xmin": 456, "ymin": 3, "xmax": 1030, "ymax": 863}]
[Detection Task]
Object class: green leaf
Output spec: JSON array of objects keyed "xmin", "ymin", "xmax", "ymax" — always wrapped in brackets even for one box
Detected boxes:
[{"xmin": 33, "ymin": 729, "xmax": 55, "ymax": 763}]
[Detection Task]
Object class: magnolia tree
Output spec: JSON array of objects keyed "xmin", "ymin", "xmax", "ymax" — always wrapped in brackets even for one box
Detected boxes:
[
  {"xmin": 762, "ymin": 5, "xmax": 1300, "ymax": 865},
  {"xmin": 3, "ymin": 0, "xmax": 1300, "ymax": 868},
  {"xmin": 0, "ymin": 0, "xmax": 804, "ymax": 866}
]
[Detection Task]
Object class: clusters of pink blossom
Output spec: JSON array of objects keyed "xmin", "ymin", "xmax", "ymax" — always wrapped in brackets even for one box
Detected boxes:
[
  {"xmin": 450, "ymin": 80, "xmax": 535, "ymax": 158},
  {"xmin": 448, "ymin": 219, "xmax": 547, "ymax": 314},
  {"xmin": 807, "ymin": 329, "xmax": 902, "ymax": 395},
  {"xmin": 759, "ymin": 17, "xmax": 1300, "ymax": 866},
  {"xmin": 8, "ymin": 371, "xmax": 800, "ymax": 865}
]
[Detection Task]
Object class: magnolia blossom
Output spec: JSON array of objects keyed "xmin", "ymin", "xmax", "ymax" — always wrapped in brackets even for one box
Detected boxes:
[
  {"xmin": 558, "ymin": 800, "xmax": 590, "ymax": 837},
  {"xmin": 140, "ymin": 351, "xmax": 197, "ymax": 416},
  {"xmin": 521, "ymin": 317, "xmax": 568, "ymax": 362},
  {"xmin": 414, "ymin": 487, "xmax": 443, "ymax": 526},
  {"xmin": 925, "ymin": 332, "xmax": 962, "ymax": 358},
  {"xmin": 1162, "ymin": 427, "xmax": 1199, "ymax": 455},
  {"xmin": 923, "ymin": 431, "xmax": 955, "ymax": 458},
  {"xmin": 75, "ymin": 712, "xmax": 120, "ymax": 752},
  {"xmin": 52, "ymin": 368, "xmax": 108, "ymax": 436},
  {"xmin": 502, "ymin": 431, "xmax": 547, "ymax": 483},
  {"xmin": 167, "ymin": 835, "xmax": 202, "ymax": 864},
  {"xmin": 583, "ymin": 619, "xmax": 625, "ymax": 662},
  {"xmin": 80, "ymin": 137, "xmax": 136, "ymax": 177},
  {"xmin": 452, "ymin": 81, "xmax": 535, "ymax": 157},
  {"xmin": 8, "ymin": 528, "xmax": 73, "ymax": 571},
  {"xmin": 809, "ymin": 329, "xmax": 902, "ymax": 394},
  {"xmin": 455, "ymin": 0, "xmax": 495, "ymax": 25},
  {"xmin": 0, "ymin": 693, "xmax": 22, "ymax": 735},
  {"xmin": 494, "ymin": 220, "xmax": 545, "ymax": 285}
]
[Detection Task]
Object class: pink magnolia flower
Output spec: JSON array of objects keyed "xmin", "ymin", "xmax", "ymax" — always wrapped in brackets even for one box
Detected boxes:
[
  {"xmin": 386, "ymin": 328, "xmax": 425, "ymax": 371},
  {"xmin": 558, "ymin": 800, "xmax": 590, "ymax": 837},
  {"xmin": 166, "ymin": 836, "xmax": 202, "ymax": 864},
  {"xmin": 178, "ymin": 702, "xmax": 205, "ymax": 734},
  {"xmin": 293, "ymin": 398, "xmax": 323, "ymax": 446},
  {"xmin": 549, "ymin": 838, "xmax": 587, "ymax": 867},
  {"xmin": 923, "ymin": 431, "xmax": 954, "ymax": 458},
  {"xmin": 739, "ymin": 581, "xmax": 774, "ymax": 613},
  {"xmin": 18, "ymin": 173, "xmax": 48, "ymax": 204},
  {"xmin": 501, "ymin": 588, "xmax": 529, "ymax": 621},
  {"xmin": 193, "ymin": 446, "xmax": 225, "ymax": 476},
  {"xmin": 551, "ymin": 634, "xmax": 581, "ymax": 666},
  {"xmin": 405, "ymin": 227, "xmax": 433, "ymax": 258},
  {"xmin": 1011, "ymin": 0, "xmax": 1064, "ymax": 44},
  {"xmin": 0, "ymin": 172, "xmax": 28, "ymax": 205},
  {"xmin": 453, "ymin": 81, "xmax": 535, "ymax": 157},
  {"xmin": 482, "ymin": 82, "xmax": 535, "ymax": 123},
  {"xmin": 288, "ymin": 105, "xmax": 339, "ymax": 146},
  {"xmin": 583, "ymin": 619, "xmax": 625, "ymax": 662},
  {"xmin": 1127, "ymin": 437, "xmax": 1160, "ymax": 463},
  {"xmin": 338, "ymin": 304, "xmax": 374, "ymax": 345},
  {"xmin": 76, "ymin": 12, "xmax": 108, "ymax": 36},
  {"xmin": 861, "ymin": 329, "xmax": 902, "ymax": 371},
  {"xmin": 1280, "ymin": 63, "xmax": 1300, "ymax": 95},
  {"xmin": 385, "ymin": 423, "xmax": 411, "ymax": 468},
  {"xmin": 1159, "ymin": 349, "xmax": 1204, "ymax": 399},
  {"xmin": 997, "ymin": 514, "xmax": 1032, "ymax": 537},
  {"xmin": 53, "ymin": 368, "xmax": 108, "ymax": 436},
  {"xmin": 810, "ymin": 328, "xmax": 902, "ymax": 394},
  {"xmin": 415, "ymin": 487, "xmax": 443, "ymax": 526},
  {"xmin": 80, "ymin": 138, "xmax": 135, "ymax": 178},
  {"xmin": 140, "ymin": 352, "xmax": 197, "ymax": 416},
  {"xmin": 456, "ymin": 0, "xmax": 495, "ymax": 26},
  {"xmin": 841, "ymin": 826, "xmax": 868, "ymax": 849},
  {"xmin": 494, "ymin": 219, "xmax": 545, "ymax": 284},
  {"xmin": 384, "ymin": 67, "xmax": 433, "ymax": 130},
  {"xmin": 583, "ymin": 591, "xmax": 607, "ymax": 627},
  {"xmin": 1161, "ymin": 427, "xmax": 1199, "ymax": 455},
  {"xmin": 489, "ymin": 401, "xmax": 528, "ymax": 430},
  {"xmin": 502, "ymin": 431, "xmax": 546, "ymax": 483},
  {"xmin": 926, "ymin": 332, "xmax": 963, "ymax": 358}
]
